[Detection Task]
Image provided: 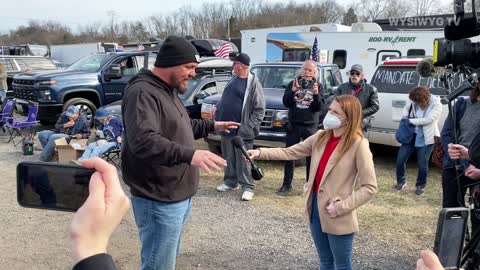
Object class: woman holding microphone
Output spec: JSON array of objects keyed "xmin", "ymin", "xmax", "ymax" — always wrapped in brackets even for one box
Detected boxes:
[{"xmin": 248, "ymin": 95, "xmax": 377, "ymax": 270}]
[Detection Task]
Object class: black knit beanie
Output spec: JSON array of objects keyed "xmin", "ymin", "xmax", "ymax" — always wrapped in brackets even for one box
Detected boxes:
[{"xmin": 154, "ymin": 36, "xmax": 200, "ymax": 68}]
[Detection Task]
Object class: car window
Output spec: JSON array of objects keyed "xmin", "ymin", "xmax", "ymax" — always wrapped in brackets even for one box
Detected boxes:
[
  {"xmin": 216, "ymin": 80, "xmax": 228, "ymax": 95},
  {"xmin": 371, "ymin": 65, "xmax": 468, "ymax": 96},
  {"xmin": 251, "ymin": 66, "xmax": 301, "ymax": 89},
  {"xmin": 323, "ymin": 69, "xmax": 335, "ymax": 96},
  {"xmin": 67, "ymin": 54, "xmax": 111, "ymax": 72},
  {"xmin": 14, "ymin": 58, "xmax": 56, "ymax": 71},
  {"xmin": 0, "ymin": 59, "xmax": 18, "ymax": 72},
  {"xmin": 114, "ymin": 56, "xmax": 138, "ymax": 76},
  {"xmin": 202, "ymin": 82, "xmax": 218, "ymax": 96},
  {"xmin": 135, "ymin": 55, "xmax": 156, "ymax": 70}
]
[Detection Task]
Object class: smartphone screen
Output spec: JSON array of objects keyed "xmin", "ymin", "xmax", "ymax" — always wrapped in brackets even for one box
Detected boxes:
[
  {"xmin": 434, "ymin": 208, "xmax": 468, "ymax": 269},
  {"xmin": 17, "ymin": 161, "xmax": 95, "ymax": 212}
]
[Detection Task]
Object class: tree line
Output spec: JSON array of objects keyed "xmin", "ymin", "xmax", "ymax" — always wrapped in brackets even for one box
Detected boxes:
[{"xmin": 0, "ymin": 0, "xmax": 449, "ymax": 45}]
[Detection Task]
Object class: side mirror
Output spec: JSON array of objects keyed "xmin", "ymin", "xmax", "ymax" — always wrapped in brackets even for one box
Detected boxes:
[
  {"xmin": 193, "ymin": 92, "xmax": 208, "ymax": 105},
  {"xmin": 104, "ymin": 64, "xmax": 122, "ymax": 81},
  {"xmin": 194, "ymin": 90, "xmax": 218, "ymax": 104}
]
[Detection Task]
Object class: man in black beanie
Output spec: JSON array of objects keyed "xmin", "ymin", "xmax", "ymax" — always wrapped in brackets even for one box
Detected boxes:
[{"xmin": 121, "ymin": 35, "xmax": 240, "ymax": 270}]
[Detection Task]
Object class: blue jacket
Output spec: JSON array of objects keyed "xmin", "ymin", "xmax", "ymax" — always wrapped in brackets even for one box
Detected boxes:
[
  {"xmin": 441, "ymin": 97, "xmax": 469, "ymax": 170},
  {"xmin": 54, "ymin": 112, "xmax": 90, "ymax": 139},
  {"xmin": 99, "ymin": 117, "xmax": 123, "ymax": 142}
]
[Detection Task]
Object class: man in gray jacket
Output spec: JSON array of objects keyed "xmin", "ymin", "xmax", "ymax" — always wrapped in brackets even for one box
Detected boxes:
[
  {"xmin": 215, "ymin": 53, "xmax": 266, "ymax": 201},
  {"xmin": 336, "ymin": 64, "xmax": 379, "ymax": 131}
]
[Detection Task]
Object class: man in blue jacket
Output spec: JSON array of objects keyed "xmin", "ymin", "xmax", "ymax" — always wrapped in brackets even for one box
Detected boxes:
[
  {"xmin": 78, "ymin": 108, "xmax": 122, "ymax": 161},
  {"xmin": 38, "ymin": 106, "xmax": 90, "ymax": 161}
]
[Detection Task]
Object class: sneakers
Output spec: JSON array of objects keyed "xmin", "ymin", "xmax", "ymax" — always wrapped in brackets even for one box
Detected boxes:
[
  {"xmin": 241, "ymin": 190, "xmax": 254, "ymax": 201},
  {"xmin": 395, "ymin": 182, "xmax": 407, "ymax": 191},
  {"xmin": 415, "ymin": 187, "xmax": 425, "ymax": 195},
  {"xmin": 276, "ymin": 185, "xmax": 292, "ymax": 196},
  {"xmin": 216, "ymin": 184, "xmax": 239, "ymax": 192}
]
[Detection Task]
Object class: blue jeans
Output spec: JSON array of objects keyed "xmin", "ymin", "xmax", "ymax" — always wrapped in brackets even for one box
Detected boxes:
[
  {"xmin": 78, "ymin": 141, "xmax": 117, "ymax": 160},
  {"xmin": 38, "ymin": 130, "xmax": 70, "ymax": 161},
  {"xmin": 396, "ymin": 137, "xmax": 433, "ymax": 188},
  {"xmin": 310, "ymin": 194, "xmax": 355, "ymax": 270},
  {"xmin": 131, "ymin": 195, "xmax": 192, "ymax": 270}
]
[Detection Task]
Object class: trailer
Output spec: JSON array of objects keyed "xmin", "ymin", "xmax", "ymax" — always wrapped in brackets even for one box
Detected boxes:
[
  {"xmin": 242, "ymin": 23, "xmax": 453, "ymax": 80},
  {"xmin": 241, "ymin": 24, "xmax": 351, "ymax": 65},
  {"xmin": 50, "ymin": 43, "xmax": 106, "ymax": 66}
]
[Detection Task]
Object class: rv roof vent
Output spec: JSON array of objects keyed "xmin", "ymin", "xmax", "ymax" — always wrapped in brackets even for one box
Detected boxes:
[
  {"xmin": 351, "ymin": 22, "xmax": 382, "ymax": 32},
  {"xmin": 309, "ymin": 26, "xmax": 321, "ymax": 32}
]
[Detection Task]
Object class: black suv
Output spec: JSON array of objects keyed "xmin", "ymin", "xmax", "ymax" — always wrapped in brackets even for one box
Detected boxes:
[{"xmin": 200, "ymin": 62, "xmax": 343, "ymax": 153}]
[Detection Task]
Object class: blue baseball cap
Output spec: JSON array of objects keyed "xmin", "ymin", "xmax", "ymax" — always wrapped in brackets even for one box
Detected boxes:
[
  {"xmin": 65, "ymin": 106, "xmax": 80, "ymax": 117},
  {"xmin": 94, "ymin": 108, "xmax": 110, "ymax": 120}
]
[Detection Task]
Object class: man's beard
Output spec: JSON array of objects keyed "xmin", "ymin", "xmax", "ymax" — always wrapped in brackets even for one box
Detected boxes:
[{"xmin": 170, "ymin": 74, "xmax": 188, "ymax": 93}]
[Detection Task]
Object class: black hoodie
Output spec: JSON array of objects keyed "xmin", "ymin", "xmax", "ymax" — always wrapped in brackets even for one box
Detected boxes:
[{"xmin": 121, "ymin": 70, "xmax": 215, "ymax": 202}]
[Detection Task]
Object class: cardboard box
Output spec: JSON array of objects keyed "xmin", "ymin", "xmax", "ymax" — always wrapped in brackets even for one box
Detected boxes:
[{"xmin": 54, "ymin": 138, "xmax": 88, "ymax": 163}]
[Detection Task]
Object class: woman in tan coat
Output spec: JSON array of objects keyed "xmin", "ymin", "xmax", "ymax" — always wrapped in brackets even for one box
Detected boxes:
[{"xmin": 248, "ymin": 95, "xmax": 377, "ymax": 270}]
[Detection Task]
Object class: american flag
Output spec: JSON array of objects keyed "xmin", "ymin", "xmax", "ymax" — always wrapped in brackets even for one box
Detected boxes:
[
  {"xmin": 214, "ymin": 42, "xmax": 231, "ymax": 58},
  {"xmin": 311, "ymin": 36, "xmax": 318, "ymax": 62}
]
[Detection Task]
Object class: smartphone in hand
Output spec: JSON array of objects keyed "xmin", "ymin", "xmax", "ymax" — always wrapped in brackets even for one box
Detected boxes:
[
  {"xmin": 433, "ymin": 207, "xmax": 468, "ymax": 269},
  {"xmin": 17, "ymin": 161, "xmax": 95, "ymax": 212}
]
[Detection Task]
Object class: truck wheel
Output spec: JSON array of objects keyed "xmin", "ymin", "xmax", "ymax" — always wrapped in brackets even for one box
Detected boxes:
[{"xmin": 63, "ymin": 98, "xmax": 97, "ymax": 126}]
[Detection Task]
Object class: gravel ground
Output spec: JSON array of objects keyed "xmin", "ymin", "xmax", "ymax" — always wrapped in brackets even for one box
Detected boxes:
[{"xmin": 0, "ymin": 133, "xmax": 435, "ymax": 270}]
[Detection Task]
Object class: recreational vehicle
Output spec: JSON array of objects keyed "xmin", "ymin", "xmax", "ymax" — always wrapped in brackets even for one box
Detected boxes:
[{"xmin": 242, "ymin": 23, "xmax": 448, "ymax": 80}]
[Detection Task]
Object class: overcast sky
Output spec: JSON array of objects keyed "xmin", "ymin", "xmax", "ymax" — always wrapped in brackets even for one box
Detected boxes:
[{"xmin": 1, "ymin": 0, "xmax": 452, "ymax": 34}]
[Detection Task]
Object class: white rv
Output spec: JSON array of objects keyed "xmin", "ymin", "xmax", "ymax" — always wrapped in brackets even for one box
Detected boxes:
[
  {"xmin": 242, "ymin": 23, "xmax": 446, "ymax": 80},
  {"xmin": 241, "ymin": 23, "xmax": 351, "ymax": 65}
]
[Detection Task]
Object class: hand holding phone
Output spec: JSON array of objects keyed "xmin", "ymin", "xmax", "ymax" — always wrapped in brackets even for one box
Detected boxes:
[
  {"xmin": 17, "ymin": 161, "xmax": 95, "ymax": 212},
  {"xmin": 70, "ymin": 158, "xmax": 130, "ymax": 264},
  {"xmin": 433, "ymin": 208, "xmax": 468, "ymax": 269}
]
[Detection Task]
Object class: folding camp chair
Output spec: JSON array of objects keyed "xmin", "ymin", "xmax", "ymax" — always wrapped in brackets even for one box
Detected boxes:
[
  {"xmin": 5, "ymin": 101, "xmax": 40, "ymax": 147},
  {"xmin": 0, "ymin": 99, "xmax": 15, "ymax": 133},
  {"xmin": 101, "ymin": 143, "xmax": 122, "ymax": 167}
]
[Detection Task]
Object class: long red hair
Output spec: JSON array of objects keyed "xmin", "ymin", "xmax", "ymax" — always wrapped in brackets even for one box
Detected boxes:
[{"xmin": 316, "ymin": 95, "xmax": 363, "ymax": 158}]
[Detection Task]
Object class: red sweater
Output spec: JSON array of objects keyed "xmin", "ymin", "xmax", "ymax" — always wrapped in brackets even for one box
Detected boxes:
[{"xmin": 313, "ymin": 136, "xmax": 341, "ymax": 193}]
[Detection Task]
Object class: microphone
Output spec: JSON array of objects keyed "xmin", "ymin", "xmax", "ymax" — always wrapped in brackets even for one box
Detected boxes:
[
  {"xmin": 416, "ymin": 58, "xmax": 438, "ymax": 77},
  {"xmin": 444, "ymin": 16, "xmax": 480, "ymax": 40},
  {"xmin": 232, "ymin": 136, "xmax": 264, "ymax": 181},
  {"xmin": 441, "ymin": 78, "xmax": 476, "ymax": 104}
]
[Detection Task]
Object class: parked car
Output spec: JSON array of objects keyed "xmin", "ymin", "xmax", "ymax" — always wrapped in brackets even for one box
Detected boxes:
[
  {"xmin": 0, "ymin": 55, "xmax": 57, "ymax": 100},
  {"xmin": 200, "ymin": 62, "xmax": 343, "ymax": 153},
  {"xmin": 98, "ymin": 71, "xmax": 233, "ymax": 120},
  {"xmin": 367, "ymin": 58, "xmax": 467, "ymax": 146},
  {"xmin": 12, "ymin": 51, "xmax": 154, "ymax": 125}
]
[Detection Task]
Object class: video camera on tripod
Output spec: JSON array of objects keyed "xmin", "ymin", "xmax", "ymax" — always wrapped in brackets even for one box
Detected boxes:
[{"xmin": 425, "ymin": 1, "xmax": 480, "ymax": 269}]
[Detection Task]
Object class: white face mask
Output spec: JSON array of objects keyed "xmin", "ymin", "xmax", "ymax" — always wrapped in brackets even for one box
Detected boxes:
[{"xmin": 322, "ymin": 112, "xmax": 343, "ymax": 130}]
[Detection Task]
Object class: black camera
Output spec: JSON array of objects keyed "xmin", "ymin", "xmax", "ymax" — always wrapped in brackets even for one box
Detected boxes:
[
  {"xmin": 433, "ymin": 1, "xmax": 480, "ymax": 68},
  {"xmin": 297, "ymin": 76, "xmax": 316, "ymax": 89}
]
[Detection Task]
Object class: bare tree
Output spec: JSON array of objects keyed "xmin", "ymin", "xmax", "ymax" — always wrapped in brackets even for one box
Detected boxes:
[{"xmin": 411, "ymin": 0, "xmax": 443, "ymax": 16}]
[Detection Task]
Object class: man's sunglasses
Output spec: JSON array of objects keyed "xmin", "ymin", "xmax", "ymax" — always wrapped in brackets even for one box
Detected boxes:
[{"xmin": 350, "ymin": 72, "xmax": 361, "ymax": 76}]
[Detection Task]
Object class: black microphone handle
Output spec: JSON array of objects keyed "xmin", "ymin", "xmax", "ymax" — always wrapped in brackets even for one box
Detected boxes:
[
  {"xmin": 440, "ymin": 80, "xmax": 474, "ymax": 104},
  {"xmin": 238, "ymin": 144, "xmax": 258, "ymax": 167}
]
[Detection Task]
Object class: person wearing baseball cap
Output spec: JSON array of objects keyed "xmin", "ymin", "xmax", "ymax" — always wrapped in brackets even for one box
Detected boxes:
[
  {"xmin": 215, "ymin": 52, "xmax": 266, "ymax": 201},
  {"xmin": 335, "ymin": 64, "xmax": 379, "ymax": 132},
  {"xmin": 37, "ymin": 105, "xmax": 90, "ymax": 161},
  {"xmin": 76, "ymin": 108, "xmax": 123, "ymax": 161},
  {"xmin": 121, "ymin": 36, "xmax": 240, "ymax": 270}
]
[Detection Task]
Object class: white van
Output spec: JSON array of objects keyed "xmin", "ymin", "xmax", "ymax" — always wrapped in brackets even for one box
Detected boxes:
[{"xmin": 367, "ymin": 58, "xmax": 468, "ymax": 146}]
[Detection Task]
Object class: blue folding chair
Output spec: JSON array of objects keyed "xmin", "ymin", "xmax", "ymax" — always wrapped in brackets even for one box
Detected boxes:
[
  {"xmin": 0, "ymin": 99, "xmax": 15, "ymax": 133},
  {"xmin": 6, "ymin": 101, "xmax": 40, "ymax": 146}
]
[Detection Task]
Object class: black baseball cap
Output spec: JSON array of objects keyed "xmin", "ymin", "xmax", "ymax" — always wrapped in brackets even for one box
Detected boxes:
[{"xmin": 230, "ymin": 53, "xmax": 250, "ymax": 66}]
